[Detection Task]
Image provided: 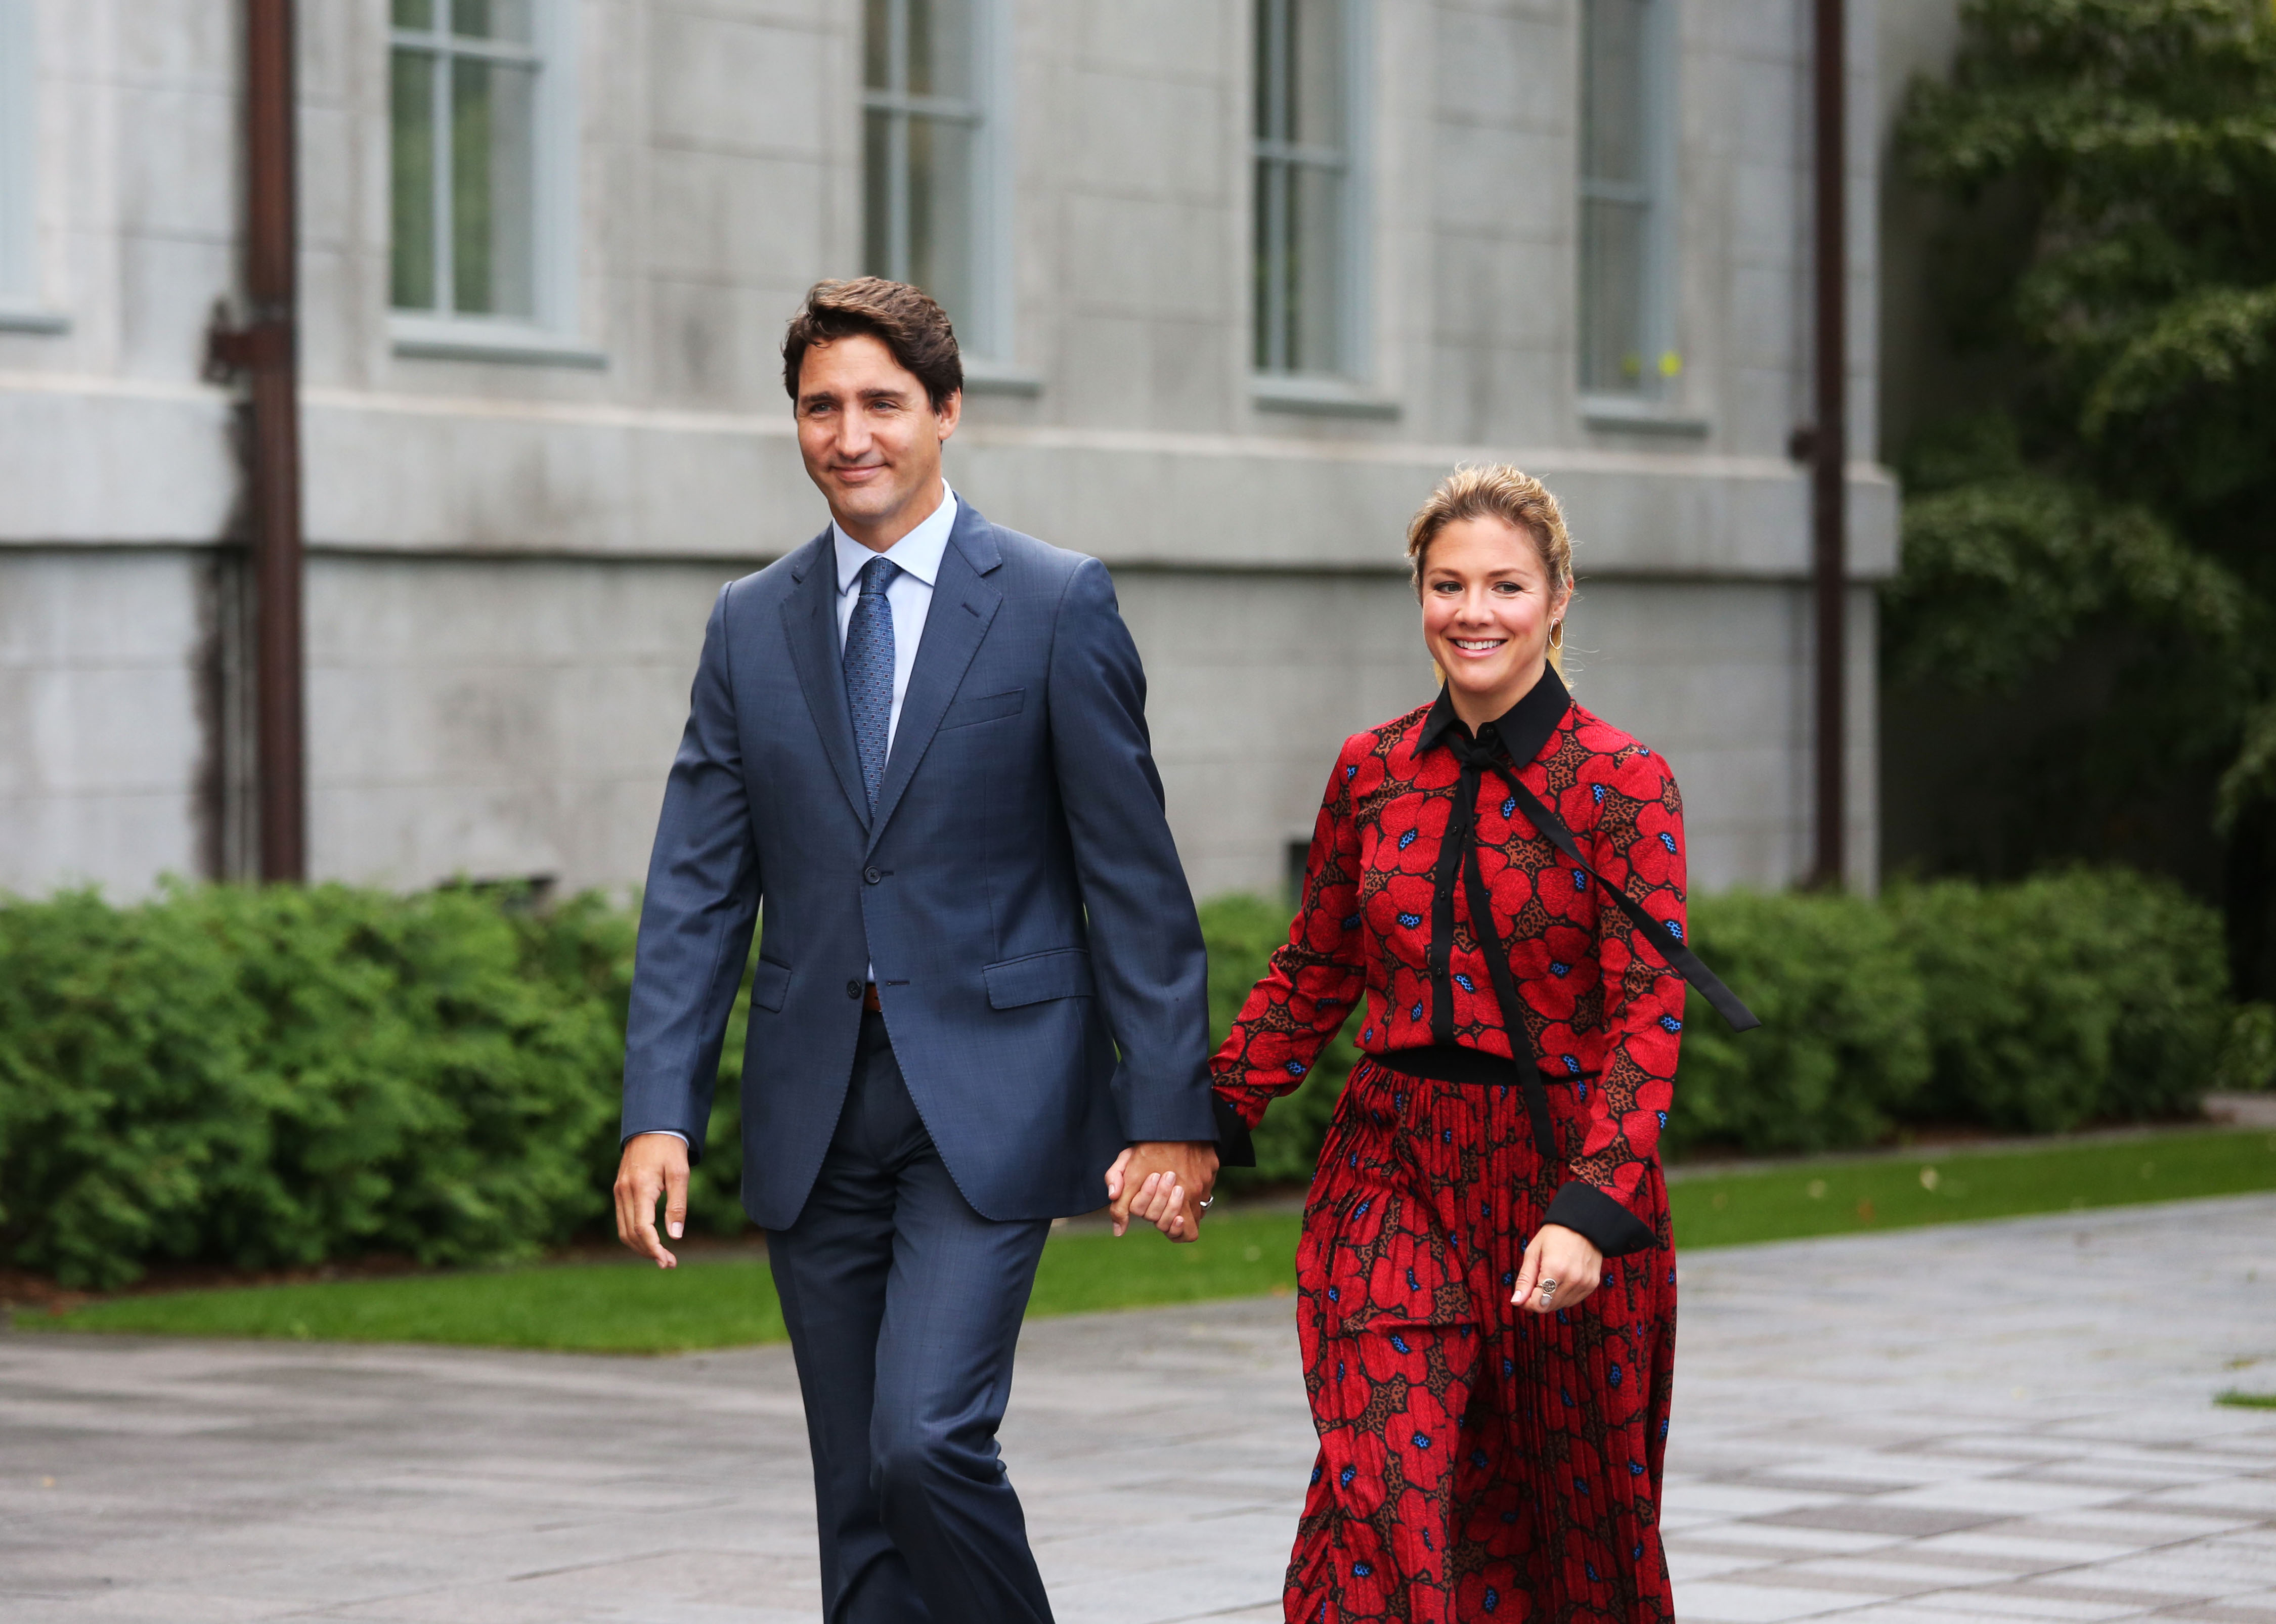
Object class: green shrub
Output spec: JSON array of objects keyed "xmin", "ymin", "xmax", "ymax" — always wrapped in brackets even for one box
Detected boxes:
[
  {"xmin": 2216, "ymin": 1003, "xmax": 2276, "ymax": 1092},
  {"xmin": 1200, "ymin": 894, "xmax": 1358, "ymax": 1187},
  {"xmin": 1888, "ymin": 870, "xmax": 2230, "ymax": 1133},
  {"xmin": 1196, "ymin": 868, "xmax": 2230, "ymax": 1180},
  {"xmin": 0, "ymin": 867, "xmax": 2239, "ymax": 1288},
  {"xmin": 0, "ymin": 884, "xmax": 623, "ymax": 1289},
  {"xmin": 1668, "ymin": 890, "xmax": 1931, "ymax": 1157}
]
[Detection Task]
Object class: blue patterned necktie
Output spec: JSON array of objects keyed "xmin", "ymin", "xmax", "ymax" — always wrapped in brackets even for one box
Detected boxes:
[{"xmin": 843, "ymin": 555, "xmax": 900, "ymax": 815}]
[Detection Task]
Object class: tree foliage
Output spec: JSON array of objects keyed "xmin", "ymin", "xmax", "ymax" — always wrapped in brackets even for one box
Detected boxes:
[{"xmin": 1890, "ymin": 0, "xmax": 2276, "ymax": 980}]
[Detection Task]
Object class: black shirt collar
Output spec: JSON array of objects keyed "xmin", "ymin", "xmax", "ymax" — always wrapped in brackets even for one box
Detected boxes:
[{"xmin": 1416, "ymin": 662, "xmax": 1571, "ymax": 769}]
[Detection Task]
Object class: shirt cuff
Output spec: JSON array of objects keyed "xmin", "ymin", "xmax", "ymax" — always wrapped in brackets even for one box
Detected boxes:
[
  {"xmin": 1543, "ymin": 1179, "xmax": 1657, "ymax": 1257},
  {"xmin": 1212, "ymin": 1095, "xmax": 1257, "ymax": 1168},
  {"xmin": 625, "ymin": 1129, "xmax": 689, "ymax": 1145}
]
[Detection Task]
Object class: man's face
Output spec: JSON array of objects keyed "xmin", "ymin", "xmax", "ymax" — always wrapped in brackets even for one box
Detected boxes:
[{"xmin": 793, "ymin": 333, "xmax": 961, "ymax": 547}]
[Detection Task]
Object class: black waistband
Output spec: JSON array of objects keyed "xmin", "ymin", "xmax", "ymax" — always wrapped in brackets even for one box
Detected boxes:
[{"xmin": 1377, "ymin": 1045, "xmax": 1535, "ymax": 1087}]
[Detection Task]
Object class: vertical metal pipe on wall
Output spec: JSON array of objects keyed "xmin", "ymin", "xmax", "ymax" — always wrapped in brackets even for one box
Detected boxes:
[
  {"xmin": 1810, "ymin": 0, "xmax": 1848, "ymax": 889},
  {"xmin": 244, "ymin": 0, "xmax": 305, "ymax": 882}
]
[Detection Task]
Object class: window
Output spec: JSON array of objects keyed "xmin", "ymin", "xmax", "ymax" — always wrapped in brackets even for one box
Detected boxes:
[
  {"xmin": 0, "ymin": 0, "xmax": 36, "ymax": 311},
  {"xmin": 1578, "ymin": 0, "xmax": 1677, "ymax": 399},
  {"xmin": 389, "ymin": 0, "xmax": 578, "ymax": 341},
  {"xmin": 862, "ymin": 0, "xmax": 1008, "ymax": 360},
  {"xmin": 1253, "ymin": 0, "xmax": 1364, "ymax": 378}
]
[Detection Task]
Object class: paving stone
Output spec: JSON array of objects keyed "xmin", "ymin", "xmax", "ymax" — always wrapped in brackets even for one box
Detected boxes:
[
  {"xmin": 1904, "ymin": 1593, "xmax": 2151, "ymax": 1620},
  {"xmin": 0, "ymin": 1195, "xmax": 2270, "ymax": 1621},
  {"xmin": 1672, "ymin": 1577, "xmax": 1901, "ymax": 1619},
  {"xmin": 1667, "ymin": 1547, "xmax": 1788, "ymax": 1582}
]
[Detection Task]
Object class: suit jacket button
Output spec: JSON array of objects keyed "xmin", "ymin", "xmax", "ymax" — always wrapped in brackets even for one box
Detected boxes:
[
  {"xmin": 845, "ymin": 979, "xmax": 862, "ymax": 1000},
  {"xmin": 863, "ymin": 866, "xmax": 882, "ymax": 885}
]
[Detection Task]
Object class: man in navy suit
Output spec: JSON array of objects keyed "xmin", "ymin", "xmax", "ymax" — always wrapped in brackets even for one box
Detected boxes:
[{"xmin": 613, "ymin": 278, "xmax": 1229, "ymax": 1624}]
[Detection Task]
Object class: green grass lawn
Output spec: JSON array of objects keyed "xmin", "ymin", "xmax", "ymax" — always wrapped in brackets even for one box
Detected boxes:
[
  {"xmin": 1665, "ymin": 1124, "xmax": 2276, "ymax": 1248},
  {"xmin": 25, "ymin": 1219, "xmax": 1310, "ymax": 1356},
  {"xmin": 25, "ymin": 1126, "xmax": 2275, "ymax": 1355}
]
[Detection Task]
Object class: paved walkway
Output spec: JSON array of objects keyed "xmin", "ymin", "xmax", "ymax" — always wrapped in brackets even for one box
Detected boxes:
[{"xmin": 2, "ymin": 1196, "xmax": 2271, "ymax": 1622}]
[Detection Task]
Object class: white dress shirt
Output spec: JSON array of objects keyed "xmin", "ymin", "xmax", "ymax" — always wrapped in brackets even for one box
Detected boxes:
[
  {"xmin": 643, "ymin": 485, "xmax": 958, "ymax": 1150},
  {"xmin": 833, "ymin": 482, "xmax": 957, "ymax": 752}
]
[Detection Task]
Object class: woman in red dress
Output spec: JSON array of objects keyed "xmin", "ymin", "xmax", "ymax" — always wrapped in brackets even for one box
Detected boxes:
[{"xmin": 1140, "ymin": 465, "xmax": 1752, "ymax": 1622}]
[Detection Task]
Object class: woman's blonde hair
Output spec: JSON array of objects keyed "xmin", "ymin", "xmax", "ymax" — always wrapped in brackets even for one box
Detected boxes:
[{"xmin": 1405, "ymin": 464, "xmax": 1576, "ymax": 673}]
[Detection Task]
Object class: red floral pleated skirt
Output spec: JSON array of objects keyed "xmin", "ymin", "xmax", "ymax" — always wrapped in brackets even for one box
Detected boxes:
[{"xmin": 1285, "ymin": 1058, "xmax": 1677, "ymax": 1623}]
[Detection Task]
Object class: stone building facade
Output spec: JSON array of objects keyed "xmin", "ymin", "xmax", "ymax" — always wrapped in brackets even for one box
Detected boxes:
[{"xmin": 0, "ymin": 0, "xmax": 1893, "ymax": 907}]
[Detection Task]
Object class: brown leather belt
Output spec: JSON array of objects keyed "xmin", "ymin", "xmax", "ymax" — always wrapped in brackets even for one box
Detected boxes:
[{"xmin": 862, "ymin": 982, "xmax": 883, "ymax": 1013}]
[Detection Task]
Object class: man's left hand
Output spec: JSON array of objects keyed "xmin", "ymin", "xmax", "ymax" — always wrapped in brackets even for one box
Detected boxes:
[{"xmin": 1104, "ymin": 1141, "xmax": 1219, "ymax": 1242}]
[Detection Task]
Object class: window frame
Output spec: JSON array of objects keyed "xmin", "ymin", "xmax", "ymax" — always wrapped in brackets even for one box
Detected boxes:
[
  {"xmin": 1575, "ymin": 0, "xmax": 1681, "ymax": 410},
  {"xmin": 860, "ymin": 0, "xmax": 1015, "ymax": 369},
  {"xmin": 1250, "ymin": 0, "xmax": 1371, "ymax": 385},
  {"xmin": 386, "ymin": 1, "xmax": 592, "ymax": 366}
]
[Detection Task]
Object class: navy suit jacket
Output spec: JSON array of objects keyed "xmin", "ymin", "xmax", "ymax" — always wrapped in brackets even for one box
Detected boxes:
[{"xmin": 620, "ymin": 502, "xmax": 1218, "ymax": 1227}]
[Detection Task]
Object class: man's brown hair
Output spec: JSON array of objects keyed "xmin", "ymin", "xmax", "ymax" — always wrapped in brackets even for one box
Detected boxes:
[{"xmin": 781, "ymin": 278, "xmax": 964, "ymax": 412}]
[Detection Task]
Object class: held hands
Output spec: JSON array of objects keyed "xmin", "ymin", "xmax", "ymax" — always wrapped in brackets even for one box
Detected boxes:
[
  {"xmin": 1104, "ymin": 1141, "xmax": 1220, "ymax": 1242},
  {"xmin": 614, "ymin": 1132, "xmax": 691, "ymax": 1269},
  {"xmin": 1512, "ymin": 1222, "xmax": 1603, "ymax": 1314}
]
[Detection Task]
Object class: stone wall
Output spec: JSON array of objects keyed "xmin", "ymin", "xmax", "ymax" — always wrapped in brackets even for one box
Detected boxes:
[{"xmin": 0, "ymin": 0, "xmax": 1896, "ymax": 907}]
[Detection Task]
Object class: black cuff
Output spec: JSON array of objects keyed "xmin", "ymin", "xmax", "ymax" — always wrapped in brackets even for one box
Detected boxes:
[
  {"xmin": 1543, "ymin": 1179, "xmax": 1656, "ymax": 1257},
  {"xmin": 1212, "ymin": 1095, "xmax": 1257, "ymax": 1168}
]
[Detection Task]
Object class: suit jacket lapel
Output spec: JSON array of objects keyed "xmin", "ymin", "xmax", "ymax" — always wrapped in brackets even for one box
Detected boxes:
[
  {"xmin": 865, "ymin": 506, "xmax": 1003, "ymax": 854},
  {"xmin": 780, "ymin": 530, "xmax": 871, "ymax": 829}
]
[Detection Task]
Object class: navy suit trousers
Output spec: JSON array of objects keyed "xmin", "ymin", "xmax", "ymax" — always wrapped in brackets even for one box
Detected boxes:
[{"xmin": 767, "ymin": 1010, "xmax": 1055, "ymax": 1624}]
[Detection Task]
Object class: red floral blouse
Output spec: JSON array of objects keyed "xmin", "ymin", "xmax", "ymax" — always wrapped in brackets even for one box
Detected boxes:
[{"xmin": 1211, "ymin": 666, "xmax": 1688, "ymax": 1248}]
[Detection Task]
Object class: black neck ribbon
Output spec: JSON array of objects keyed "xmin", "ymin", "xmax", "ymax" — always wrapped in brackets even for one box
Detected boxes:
[{"xmin": 1423, "ymin": 682, "xmax": 1761, "ymax": 1161}]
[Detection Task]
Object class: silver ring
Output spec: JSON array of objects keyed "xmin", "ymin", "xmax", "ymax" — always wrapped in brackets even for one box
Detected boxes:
[
  {"xmin": 1197, "ymin": 1197, "xmax": 1214, "ymax": 1210},
  {"xmin": 1538, "ymin": 1278, "xmax": 1559, "ymax": 1301}
]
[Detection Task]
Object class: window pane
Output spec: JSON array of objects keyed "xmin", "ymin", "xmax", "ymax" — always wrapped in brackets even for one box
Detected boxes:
[
  {"xmin": 1580, "ymin": 196, "xmax": 1649, "ymax": 394},
  {"xmin": 864, "ymin": 0, "xmax": 892, "ymax": 90},
  {"xmin": 1254, "ymin": 159, "xmax": 1343, "ymax": 374},
  {"xmin": 1253, "ymin": 0, "xmax": 1278, "ymax": 140},
  {"xmin": 907, "ymin": 112, "xmax": 973, "ymax": 327},
  {"xmin": 389, "ymin": 48, "xmax": 437, "ymax": 310},
  {"xmin": 1253, "ymin": 0, "xmax": 1349, "ymax": 375},
  {"xmin": 863, "ymin": 107, "xmax": 899, "ymax": 280},
  {"xmin": 1582, "ymin": 0, "xmax": 1648, "ymax": 185},
  {"xmin": 450, "ymin": 55, "xmax": 537, "ymax": 317},
  {"xmin": 906, "ymin": 0, "xmax": 973, "ymax": 100},
  {"xmin": 392, "ymin": 0, "xmax": 434, "ymax": 29},
  {"xmin": 1286, "ymin": 160, "xmax": 1341, "ymax": 371},
  {"xmin": 452, "ymin": 0, "xmax": 534, "ymax": 44},
  {"xmin": 1253, "ymin": 157, "xmax": 1280, "ymax": 369},
  {"xmin": 1287, "ymin": 0, "xmax": 1342, "ymax": 150}
]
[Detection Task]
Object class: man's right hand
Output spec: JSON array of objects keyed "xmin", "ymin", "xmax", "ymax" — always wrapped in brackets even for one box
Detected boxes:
[
  {"xmin": 1104, "ymin": 1141, "xmax": 1219, "ymax": 1242},
  {"xmin": 614, "ymin": 1132, "xmax": 691, "ymax": 1268}
]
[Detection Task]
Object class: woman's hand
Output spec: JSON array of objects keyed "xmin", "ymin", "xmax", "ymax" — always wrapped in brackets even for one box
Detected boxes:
[{"xmin": 1512, "ymin": 1222, "xmax": 1602, "ymax": 1313}]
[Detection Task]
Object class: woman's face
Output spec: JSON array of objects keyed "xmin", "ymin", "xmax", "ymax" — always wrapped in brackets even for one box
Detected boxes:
[{"xmin": 1419, "ymin": 516, "xmax": 1568, "ymax": 717}]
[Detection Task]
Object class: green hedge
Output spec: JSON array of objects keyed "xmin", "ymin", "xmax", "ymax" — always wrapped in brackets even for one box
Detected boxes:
[
  {"xmin": 1202, "ymin": 867, "xmax": 2234, "ymax": 1174},
  {"xmin": 0, "ymin": 885, "xmax": 631, "ymax": 1289},
  {"xmin": 1889, "ymin": 871, "xmax": 2231, "ymax": 1133},
  {"xmin": 1662, "ymin": 889, "xmax": 1931, "ymax": 1157},
  {"xmin": 0, "ymin": 868, "xmax": 2239, "ymax": 1287},
  {"xmin": 1200, "ymin": 895, "xmax": 1361, "ymax": 1186}
]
